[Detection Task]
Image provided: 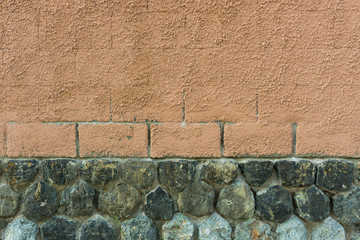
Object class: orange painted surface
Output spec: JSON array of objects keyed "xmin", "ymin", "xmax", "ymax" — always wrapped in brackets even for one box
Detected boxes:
[{"xmin": 0, "ymin": 0, "xmax": 359, "ymax": 157}]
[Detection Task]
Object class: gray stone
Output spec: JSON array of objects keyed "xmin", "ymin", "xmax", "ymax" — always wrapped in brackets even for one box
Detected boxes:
[
  {"xmin": 239, "ymin": 160, "xmax": 273, "ymax": 187},
  {"xmin": 198, "ymin": 213, "xmax": 231, "ymax": 240},
  {"xmin": 120, "ymin": 159, "xmax": 156, "ymax": 189},
  {"xmin": 43, "ymin": 159, "xmax": 78, "ymax": 185},
  {"xmin": 200, "ymin": 160, "xmax": 238, "ymax": 185},
  {"xmin": 333, "ymin": 186, "xmax": 360, "ymax": 224},
  {"xmin": 121, "ymin": 214, "xmax": 159, "ymax": 240},
  {"xmin": 162, "ymin": 213, "xmax": 196, "ymax": 240},
  {"xmin": 79, "ymin": 215, "xmax": 115, "ymax": 240},
  {"xmin": 275, "ymin": 159, "xmax": 316, "ymax": 187},
  {"xmin": 158, "ymin": 160, "xmax": 197, "ymax": 192},
  {"xmin": 40, "ymin": 216, "xmax": 76, "ymax": 240},
  {"xmin": 23, "ymin": 181, "xmax": 58, "ymax": 222},
  {"xmin": 145, "ymin": 186, "xmax": 174, "ymax": 220},
  {"xmin": 4, "ymin": 218, "xmax": 39, "ymax": 240},
  {"xmin": 178, "ymin": 180, "xmax": 215, "ymax": 217},
  {"xmin": 5, "ymin": 159, "xmax": 38, "ymax": 191},
  {"xmin": 59, "ymin": 180, "xmax": 95, "ymax": 217},
  {"xmin": 234, "ymin": 219, "xmax": 273, "ymax": 240},
  {"xmin": 98, "ymin": 182, "xmax": 140, "ymax": 219},
  {"xmin": 216, "ymin": 179, "xmax": 255, "ymax": 220},
  {"xmin": 0, "ymin": 185, "xmax": 19, "ymax": 217},
  {"xmin": 81, "ymin": 159, "xmax": 119, "ymax": 186},
  {"xmin": 316, "ymin": 159, "xmax": 354, "ymax": 192},
  {"xmin": 255, "ymin": 185, "xmax": 293, "ymax": 223},
  {"xmin": 294, "ymin": 185, "xmax": 330, "ymax": 222},
  {"xmin": 311, "ymin": 217, "xmax": 346, "ymax": 240},
  {"xmin": 276, "ymin": 215, "xmax": 307, "ymax": 240}
]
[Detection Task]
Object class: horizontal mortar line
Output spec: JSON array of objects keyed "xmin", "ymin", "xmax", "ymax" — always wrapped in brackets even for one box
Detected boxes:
[
  {"xmin": 0, "ymin": 156, "xmax": 359, "ymax": 161},
  {"xmin": 32, "ymin": 121, "xmax": 237, "ymax": 125}
]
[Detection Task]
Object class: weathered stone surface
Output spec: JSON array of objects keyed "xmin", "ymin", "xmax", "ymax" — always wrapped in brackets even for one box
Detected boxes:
[
  {"xmin": 275, "ymin": 159, "xmax": 316, "ymax": 187},
  {"xmin": 98, "ymin": 182, "xmax": 140, "ymax": 219},
  {"xmin": 121, "ymin": 214, "xmax": 159, "ymax": 240},
  {"xmin": 316, "ymin": 159, "xmax": 354, "ymax": 192},
  {"xmin": 255, "ymin": 185, "xmax": 293, "ymax": 223},
  {"xmin": 43, "ymin": 159, "xmax": 78, "ymax": 185},
  {"xmin": 0, "ymin": 185, "xmax": 19, "ymax": 217},
  {"xmin": 333, "ymin": 186, "xmax": 360, "ymax": 224},
  {"xmin": 294, "ymin": 185, "xmax": 330, "ymax": 222},
  {"xmin": 59, "ymin": 180, "xmax": 95, "ymax": 217},
  {"xmin": 234, "ymin": 219, "xmax": 273, "ymax": 240},
  {"xmin": 120, "ymin": 159, "xmax": 156, "ymax": 189},
  {"xmin": 200, "ymin": 160, "xmax": 238, "ymax": 185},
  {"xmin": 276, "ymin": 215, "xmax": 307, "ymax": 240},
  {"xmin": 5, "ymin": 160, "xmax": 38, "ymax": 191},
  {"xmin": 145, "ymin": 186, "xmax": 174, "ymax": 220},
  {"xmin": 81, "ymin": 159, "xmax": 119, "ymax": 186},
  {"xmin": 239, "ymin": 160, "xmax": 273, "ymax": 187},
  {"xmin": 41, "ymin": 216, "xmax": 76, "ymax": 240},
  {"xmin": 216, "ymin": 179, "xmax": 255, "ymax": 220},
  {"xmin": 311, "ymin": 217, "xmax": 346, "ymax": 240},
  {"xmin": 4, "ymin": 218, "xmax": 39, "ymax": 240},
  {"xmin": 199, "ymin": 213, "xmax": 231, "ymax": 240},
  {"xmin": 158, "ymin": 160, "xmax": 197, "ymax": 192},
  {"xmin": 79, "ymin": 215, "xmax": 115, "ymax": 240},
  {"xmin": 163, "ymin": 213, "xmax": 196, "ymax": 240},
  {"xmin": 23, "ymin": 181, "xmax": 58, "ymax": 222},
  {"xmin": 178, "ymin": 181, "xmax": 215, "ymax": 217}
]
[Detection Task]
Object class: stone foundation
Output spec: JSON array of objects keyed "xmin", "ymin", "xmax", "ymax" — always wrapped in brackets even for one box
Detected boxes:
[{"xmin": 0, "ymin": 158, "xmax": 359, "ymax": 240}]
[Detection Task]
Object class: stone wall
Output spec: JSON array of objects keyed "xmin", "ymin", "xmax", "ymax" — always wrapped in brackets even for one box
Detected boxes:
[{"xmin": 0, "ymin": 158, "xmax": 359, "ymax": 240}]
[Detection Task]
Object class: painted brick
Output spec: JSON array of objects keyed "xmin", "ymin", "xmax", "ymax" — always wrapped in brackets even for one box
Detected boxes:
[
  {"xmin": 6, "ymin": 123, "xmax": 76, "ymax": 157},
  {"xmin": 78, "ymin": 124, "xmax": 148, "ymax": 157},
  {"xmin": 296, "ymin": 122, "xmax": 360, "ymax": 156},
  {"xmin": 0, "ymin": 124, "xmax": 5, "ymax": 157},
  {"xmin": 151, "ymin": 123, "xmax": 220, "ymax": 158},
  {"xmin": 224, "ymin": 123, "xmax": 292, "ymax": 157}
]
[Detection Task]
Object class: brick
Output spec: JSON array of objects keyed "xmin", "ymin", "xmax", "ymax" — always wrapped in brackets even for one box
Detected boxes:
[
  {"xmin": 111, "ymin": 49, "xmax": 184, "ymax": 122},
  {"xmin": 112, "ymin": 11, "xmax": 184, "ymax": 49},
  {"xmin": 258, "ymin": 86, "xmax": 360, "ymax": 124},
  {"xmin": 6, "ymin": 123, "xmax": 76, "ymax": 157},
  {"xmin": 2, "ymin": 1, "xmax": 38, "ymax": 50},
  {"xmin": 296, "ymin": 122, "xmax": 360, "ymax": 156},
  {"xmin": 151, "ymin": 123, "xmax": 220, "ymax": 158},
  {"xmin": 224, "ymin": 122, "xmax": 292, "ymax": 156},
  {"xmin": 0, "ymin": 124, "xmax": 4, "ymax": 157},
  {"xmin": 78, "ymin": 124, "xmax": 148, "ymax": 157}
]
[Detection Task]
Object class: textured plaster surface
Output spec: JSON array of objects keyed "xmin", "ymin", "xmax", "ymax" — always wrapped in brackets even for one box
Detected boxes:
[{"xmin": 0, "ymin": 0, "xmax": 359, "ymax": 157}]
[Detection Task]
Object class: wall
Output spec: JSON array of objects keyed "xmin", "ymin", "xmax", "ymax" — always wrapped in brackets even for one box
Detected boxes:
[{"xmin": 1, "ymin": 0, "xmax": 360, "ymax": 239}]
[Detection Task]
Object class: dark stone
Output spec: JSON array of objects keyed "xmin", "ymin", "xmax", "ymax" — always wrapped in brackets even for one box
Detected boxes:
[
  {"xmin": 200, "ymin": 160, "xmax": 238, "ymax": 185},
  {"xmin": 240, "ymin": 160, "xmax": 273, "ymax": 187},
  {"xmin": 294, "ymin": 185, "xmax": 330, "ymax": 222},
  {"xmin": 43, "ymin": 159, "xmax": 78, "ymax": 185},
  {"xmin": 119, "ymin": 159, "xmax": 156, "ymax": 189},
  {"xmin": 5, "ymin": 159, "xmax": 38, "ymax": 191},
  {"xmin": 216, "ymin": 179, "xmax": 255, "ymax": 220},
  {"xmin": 0, "ymin": 185, "xmax": 19, "ymax": 217},
  {"xmin": 5, "ymin": 218, "xmax": 39, "ymax": 240},
  {"xmin": 333, "ymin": 186, "xmax": 360, "ymax": 224},
  {"xmin": 144, "ymin": 186, "xmax": 174, "ymax": 220},
  {"xmin": 98, "ymin": 182, "xmax": 140, "ymax": 219},
  {"xmin": 275, "ymin": 159, "xmax": 316, "ymax": 187},
  {"xmin": 79, "ymin": 215, "xmax": 115, "ymax": 240},
  {"xmin": 59, "ymin": 180, "xmax": 95, "ymax": 217},
  {"xmin": 158, "ymin": 160, "xmax": 197, "ymax": 192},
  {"xmin": 81, "ymin": 159, "xmax": 119, "ymax": 186},
  {"xmin": 23, "ymin": 181, "xmax": 58, "ymax": 222},
  {"xmin": 178, "ymin": 180, "xmax": 215, "ymax": 217},
  {"xmin": 121, "ymin": 214, "xmax": 159, "ymax": 240},
  {"xmin": 316, "ymin": 159, "xmax": 354, "ymax": 192},
  {"xmin": 255, "ymin": 185, "xmax": 293, "ymax": 223},
  {"xmin": 41, "ymin": 216, "xmax": 76, "ymax": 240}
]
